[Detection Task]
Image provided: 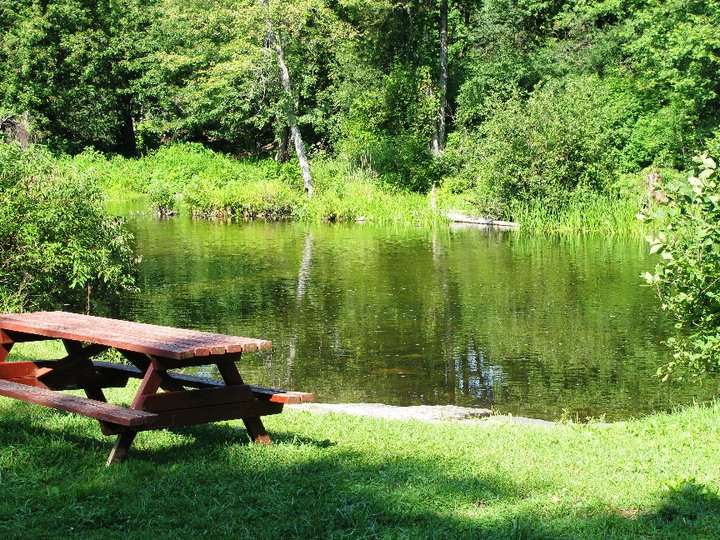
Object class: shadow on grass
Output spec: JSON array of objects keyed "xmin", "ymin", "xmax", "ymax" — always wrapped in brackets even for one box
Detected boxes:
[{"xmin": 1, "ymin": 403, "xmax": 720, "ymax": 539}]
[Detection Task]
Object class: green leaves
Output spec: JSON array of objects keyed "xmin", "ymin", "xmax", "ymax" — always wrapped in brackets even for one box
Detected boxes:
[
  {"xmin": 642, "ymin": 152, "xmax": 720, "ymax": 379},
  {"xmin": 0, "ymin": 143, "xmax": 137, "ymax": 313}
]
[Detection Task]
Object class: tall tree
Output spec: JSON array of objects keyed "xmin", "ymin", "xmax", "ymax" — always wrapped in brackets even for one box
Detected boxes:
[
  {"xmin": 431, "ymin": 0, "xmax": 449, "ymax": 156},
  {"xmin": 264, "ymin": 0, "xmax": 313, "ymax": 197}
]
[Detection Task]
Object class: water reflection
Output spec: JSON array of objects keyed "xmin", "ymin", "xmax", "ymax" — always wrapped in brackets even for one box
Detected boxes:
[{"xmin": 116, "ymin": 214, "xmax": 719, "ymax": 420}]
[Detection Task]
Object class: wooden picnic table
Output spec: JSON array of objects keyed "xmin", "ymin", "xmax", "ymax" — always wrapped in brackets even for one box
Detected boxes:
[{"xmin": 0, "ymin": 311, "xmax": 313, "ymax": 464}]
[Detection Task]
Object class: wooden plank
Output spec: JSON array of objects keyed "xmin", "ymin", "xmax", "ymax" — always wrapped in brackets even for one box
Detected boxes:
[
  {"xmin": 139, "ymin": 385, "xmax": 254, "ymax": 413},
  {"xmin": 146, "ymin": 400, "xmax": 283, "ymax": 430},
  {"xmin": 0, "ymin": 380, "xmax": 158, "ymax": 426},
  {"xmin": 247, "ymin": 385, "xmax": 315, "ymax": 404},
  {"xmin": 0, "ymin": 312, "xmax": 272, "ymax": 361},
  {"xmin": 0, "ymin": 361, "xmax": 49, "ymax": 379},
  {"xmin": 92, "ymin": 362, "xmax": 315, "ymax": 404},
  {"xmin": 150, "ymin": 352, "xmax": 242, "ymax": 370}
]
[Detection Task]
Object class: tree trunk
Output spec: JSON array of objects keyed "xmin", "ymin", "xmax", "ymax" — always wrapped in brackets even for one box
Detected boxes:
[
  {"xmin": 275, "ymin": 123, "xmax": 290, "ymax": 163},
  {"xmin": 431, "ymin": 0, "xmax": 448, "ymax": 157},
  {"xmin": 117, "ymin": 94, "xmax": 137, "ymax": 157},
  {"xmin": 264, "ymin": 2, "xmax": 313, "ymax": 197}
]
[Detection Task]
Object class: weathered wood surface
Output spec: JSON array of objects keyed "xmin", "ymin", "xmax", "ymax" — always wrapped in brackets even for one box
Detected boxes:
[
  {"xmin": 0, "ymin": 379, "xmax": 158, "ymax": 426},
  {"xmin": 446, "ymin": 212, "xmax": 519, "ymax": 229},
  {"xmin": 0, "ymin": 311, "xmax": 272, "ymax": 360},
  {"xmin": 0, "ymin": 312, "xmax": 315, "ymax": 463},
  {"xmin": 93, "ymin": 361, "xmax": 315, "ymax": 404}
]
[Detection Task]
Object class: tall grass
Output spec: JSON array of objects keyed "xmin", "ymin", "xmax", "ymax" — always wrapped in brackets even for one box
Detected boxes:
[
  {"xmin": 67, "ymin": 144, "xmax": 473, "ymax": 226},
  {"xmin": 511, "ymin": 192, "xmax": 647, "ymax": 236},
  {"xmin": 63, "ymin": 143, "xmax": 656, "ymax": 234}
]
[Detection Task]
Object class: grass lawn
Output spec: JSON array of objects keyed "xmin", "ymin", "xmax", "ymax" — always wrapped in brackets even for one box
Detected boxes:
[{"xmin": 1, "ymin": 343, "xmax": 720, "ymax": 539}]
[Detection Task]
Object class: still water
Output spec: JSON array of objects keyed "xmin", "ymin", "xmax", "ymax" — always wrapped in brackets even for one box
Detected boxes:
[{"xmin": 116, "ymin": 212, "xmax": 719, "ymax": 421}]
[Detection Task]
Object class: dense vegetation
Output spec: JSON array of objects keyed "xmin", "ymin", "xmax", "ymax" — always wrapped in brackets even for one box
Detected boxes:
[
  {"xmin": 0, "ymin": 143, "xmax": 136, "ymax": 313},
  {"xmin": 1, "ymin": 0, "xmax": 719, "ymax": 222},
  {"xmin": 643, "ymin": 154, "xmax": 720, "ymax": 378}
]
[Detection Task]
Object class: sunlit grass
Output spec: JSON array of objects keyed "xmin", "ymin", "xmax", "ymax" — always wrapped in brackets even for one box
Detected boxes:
[
  {"xmin": 1, "ymin": 364, "xmax": 719, "ymax": 540},
  {"xmin": 510, "ymin": 193, "xmax": 648, "ymax": 236},
  {"xmin": 4, "ymin": 344, "xmax": 720, "ymax": 537},
  {"xmin": 64, "ymin": 144, "xmax": 655, "ymax": 234}
]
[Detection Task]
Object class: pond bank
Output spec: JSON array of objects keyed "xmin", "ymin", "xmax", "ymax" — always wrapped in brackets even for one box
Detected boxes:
[{"xmin": 289, "ymin": 402, "xmax": 557, "ymax": 426}]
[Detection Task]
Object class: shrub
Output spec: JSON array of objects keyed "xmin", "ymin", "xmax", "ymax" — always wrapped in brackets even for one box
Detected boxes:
[
  {"xmin": 453, "ymin": 75, "xmax": 638, "ymax": 215},
  {"xmin": 642, "ymin": 153, "xmax": 720, "ymax": 378},
  {"xmin": 0, "ymin": 143, "xmax": 137, "ymax": 313}
]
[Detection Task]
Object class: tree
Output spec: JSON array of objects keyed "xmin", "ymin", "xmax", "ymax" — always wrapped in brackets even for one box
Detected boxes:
[
  {"xmin": 264, "ymin": 0, "xmax": 313, "ymax": 197},
  {"xmin": 0, "ymin": 0, "xmax": 152, "ymax": 155},
  {"xmin": 430, "ymin": 0, "xmax": 448, "ymax": 156}
]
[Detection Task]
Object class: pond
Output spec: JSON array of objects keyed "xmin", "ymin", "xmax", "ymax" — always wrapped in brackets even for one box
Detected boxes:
[{"xmin": 115, "ymin": 210, "xmax": 719, "ymax": 421}]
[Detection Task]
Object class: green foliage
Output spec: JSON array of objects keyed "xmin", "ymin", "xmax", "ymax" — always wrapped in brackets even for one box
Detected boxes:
[
  {"xmin": 452, "ymin": 75, "xmax": 638, "ymax": 213},
  {"xmin": 642, "ymin": 153, "xmax": 720, "ymax": 378},
  {"xmin": 0, "ymin": 143, "xmax": 137, "ymax": 312},
  {"xmin": 3, "ymin": 0, "xmax": 720, "ymax": 216},
  {"xmin": 339, "ymin": 133, "xmax": 438, "ymax": 193},
  {"xmin": 4, "ymin": 371, "xmax": 720, "ymax": 539},
  {"xmin": 0, "ymin": 0, "xmax": 152, "ymax": 155},
  {"xmin": 511, "ymin": 190, "xmax": 645, "ymax": 236}
]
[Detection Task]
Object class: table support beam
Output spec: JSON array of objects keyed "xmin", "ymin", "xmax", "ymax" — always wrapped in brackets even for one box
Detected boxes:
[
  {"xmin": 107, "ymin": 360, "xmax": 165, "ymax": 465},
  {"xmin": 217, "ymin": 360, "xmax": 272, "ymax": 445},
  {"xmin": 0, "ymin": 331, "xmax": 13, "ymax": 362}
]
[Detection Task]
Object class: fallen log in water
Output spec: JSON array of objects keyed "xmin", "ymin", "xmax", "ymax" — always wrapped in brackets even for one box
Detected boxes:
[{"xmin": 446, "ymin": 212, "xmax": 519, "ymax": 229}]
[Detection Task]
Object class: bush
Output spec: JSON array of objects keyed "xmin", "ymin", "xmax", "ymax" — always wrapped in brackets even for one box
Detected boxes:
[
  {"xmin": 0, "ymin": 143, "xmax": 137, "ymax": 313},
  {"xmin": 642, "ymin": 153, "xmax": 720, "ymax": 378},
  {"xmin": 338, "ymin": 132, "xmax": 437, "ymax": 193},
  {"xmin": 452, "ymin": 75, "xmax": 638, "ymax": 215}
]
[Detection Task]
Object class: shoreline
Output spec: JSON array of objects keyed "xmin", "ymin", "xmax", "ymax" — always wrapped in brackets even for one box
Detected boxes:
[{"xmin": 288, "ymin": 402, "xmax": 561, "ymax": 426}]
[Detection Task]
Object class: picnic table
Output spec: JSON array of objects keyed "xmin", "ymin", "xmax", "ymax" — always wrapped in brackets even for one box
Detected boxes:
[{"xmin": 0, "ymin": 311, "xmax": 314, "ymax": 464}]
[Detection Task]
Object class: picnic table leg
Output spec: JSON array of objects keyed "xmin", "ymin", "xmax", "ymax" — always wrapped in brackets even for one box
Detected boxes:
[
  {"xmin": 61, "ymin": 340, "xmax": 108, "ymax": 402},
  {"xmin": 106, "ymin": 432, "xmax": 137, "ymax": 465},
  {"xmin": 0, "ymin": 331, "xmax": 13, "ymax": 362},
  {"xmin": 106, "ymin": 360, "xmax": 165, "ymax": 465},
  {"xmin": 216, "ymin": 361, "xmax": 272, "ymax": 445}
]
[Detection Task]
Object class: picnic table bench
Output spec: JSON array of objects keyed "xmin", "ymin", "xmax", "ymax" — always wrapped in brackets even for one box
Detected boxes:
[{"xmin": 0, "ymin": 311, "xmax": 314, "ymax": 464}]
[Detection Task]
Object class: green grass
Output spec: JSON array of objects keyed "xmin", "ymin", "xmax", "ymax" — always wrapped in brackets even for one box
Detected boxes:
[
  {"xmin": 510, "ymin": 193, "xmax": 647, "ymax": 236},
  {"xmin": 63, "ymin": 143, "xmax": 658, "ymax": 234},
  {"xmin": 2, "ymin": 342, "xmax": 720, "ymax": 538}
]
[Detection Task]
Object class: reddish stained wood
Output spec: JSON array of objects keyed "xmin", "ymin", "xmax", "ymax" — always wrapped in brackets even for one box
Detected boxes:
[
  {"xmin": 0, "ymin": 361, "xmax": 45, "ymax": 379},
  {"xmin": 106, "ymin": 432, "xmax": 137, "ymax": 465},
  {"xmin": 139, "ymin": 385, "xmax": 254, "ymax": 413},
  {"xmin": 145, "ymin": 400, "xmax": 283, "ymax": 430},
  {"xmin": 0, "ymin": 380, "xmax": 158, "ymax": 426},
  {"xmin": 248, "ymin": 385, "xmax": 316, "ymax": 404},
  {"xmin": 242, "ymin": 416, "xmax": 272, "ymax": 445},
  {"xmin": 0, "ymin": 311, "xmax": 272, "ymax": 361},
  {"xmin": 3, "ymin": 377, "xmax": 48, "ymax": 388},
  {"xmin": 91, "ymin": 362, "xmax": 315, "ymax": 404}
]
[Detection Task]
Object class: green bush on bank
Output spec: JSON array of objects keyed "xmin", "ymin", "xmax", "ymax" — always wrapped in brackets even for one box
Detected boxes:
[
  {"xmin": 74, "ymin": 143, "xmax": 472, "ymax": 225},
  {"xmin": 642, "ymin": 153, "xmax": 720, "ymax": 378},
  {"xmin": 72, "ymin": 142, "xmax": 654, "ymax": 232},
  {"xmin": 446, "ymin": 75, "xmax": 640, "ymax": 217},
  {"xmin": 0, "ymin": 143, "xmax": 137, "ymax": 313}
]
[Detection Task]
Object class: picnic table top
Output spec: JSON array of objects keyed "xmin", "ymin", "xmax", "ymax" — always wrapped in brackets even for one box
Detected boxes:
[{"xmin": 0, "ymin": 311, "xmax": 272, "ymax": 360}]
